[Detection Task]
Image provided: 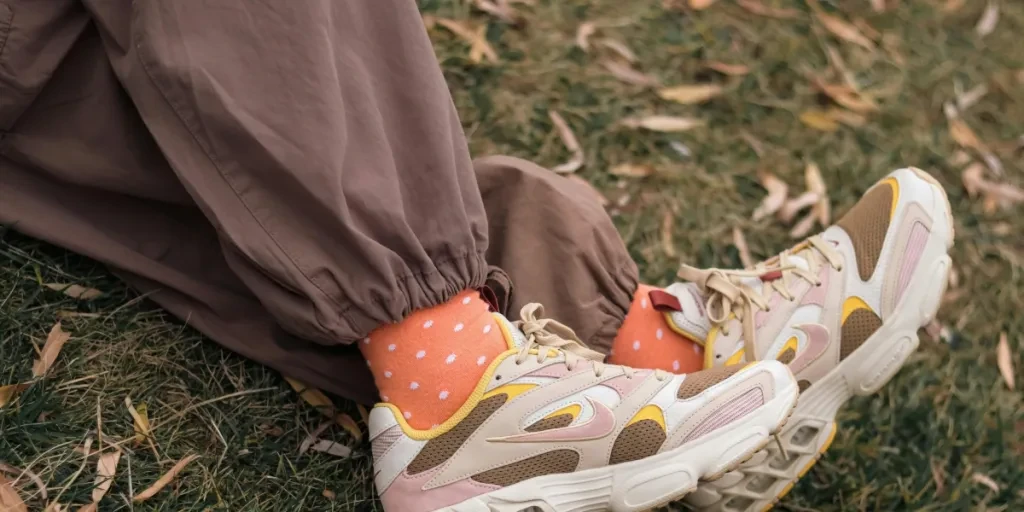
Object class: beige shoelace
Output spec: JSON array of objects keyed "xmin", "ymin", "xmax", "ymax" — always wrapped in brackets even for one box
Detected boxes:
[
  {"xmin": 677, "ymin": 235, "xmax": 843, "ymax": 362},
  {"xmin": 515, "ymin": 303, "xmax": 668, "ymax": 380}
]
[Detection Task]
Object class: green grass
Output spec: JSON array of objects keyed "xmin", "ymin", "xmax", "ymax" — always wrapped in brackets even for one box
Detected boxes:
[{"xmin": 3, "ymin": 0, "xmax": 1023, "ymax": 510}]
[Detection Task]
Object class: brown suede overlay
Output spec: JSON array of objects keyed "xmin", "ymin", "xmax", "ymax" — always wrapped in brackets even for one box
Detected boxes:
[
  {"xmin": 837, "ymin": 183, "xmax": 894, "ymax": 281},
  {"xmin": 609, "ymin": 419, "xmax": 666, "ymax": 465},
  {"xmin": 407, "ymin": 394, "xmax": 507, "ymax": 474},
  {"xmin": 472, "ymin": 450, "xmax": 580, "ymax": 486},
  {"xmin": 677, "ymin": 365, "xmax": 746, "ymax": 399},
  {"xmin": 840, "ymin": 309, "xmax": 882, "ymax": 360}
]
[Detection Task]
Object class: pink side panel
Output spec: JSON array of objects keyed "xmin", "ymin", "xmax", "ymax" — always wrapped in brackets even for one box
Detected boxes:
[
  {"xmin": 799, "ymin": 267, "xmax": 830, "ymax": 307},
  {"xmin": 380, "ymin": 466, "xmax": 500, "ymax": 512},
  {"xmin": 681, "ymin": 388, "xmax": 765, "ymax": 443},
  {"xmin": 601, "ymin": 371, "xmax": 651, "ymax": 398},
  {"xmin": 896, "ymin": 222, "xmax": 930, "ymax": 304}
]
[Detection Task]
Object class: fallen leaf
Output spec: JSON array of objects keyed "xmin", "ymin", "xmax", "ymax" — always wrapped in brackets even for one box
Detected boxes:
[
  {"xmin": 657, "ymin": 84, "xmax": 722, "ymax": 104},
  {"xmin": 689, "ymin": 0, "xmax": 718, "ymax": 10},
  {"xmin": 733, "ymin": 227, "xmax": 754, "ymax": 268},
  {"xmin": 92, "ymin": 450, "xmax": 121, "ymax": 504},
  {"xmin": 600, "ymin": 60, "xmax": 659, "ymax": 87},
  {"xmin": 43, "ymin": 502, "xmax": 66, "ymax": 512},
  {"xmin": 815, "ymin": 81, "xmax": 878, "ymax": 113},
  {"xmin": 752, "ymin": 171, "xmax": 789, "ymax": 221},
  {"xmin": 870, "ymin": 0, "xmax": 885, "ymax": 12},
  {"xmin": 816, "ymin": 11, "xmax": 875, "ymax": 50},
  {"xmin": 133, "ymin": 454, "xmax": 199, "ymax": 502},
  {"xmin": 971, "ymin": 472, "xmax": 1000, "ymax": 493},
  {"xmin": 930, "ymin": 458, "xmax": 946, "ymax": 495},
  {"xmin": 800, "ymin": 109, "xmax": 840, "ymax": 132},
  {"xmin": 661, "ymin": 210, "xmax": 676, "ymax": 257},
  {"xmin": 32, "ymin": 322, "xmax": 72, "ymax": 377},
  {"xmin": 336, "ymin": 413, "xmax": 363, "ymax": 442},
  {"xmin": 778, "ymin": 191, "xmax": 821, "ymax": 223},
  {"xmin": 956, "ymin": 83, "xmax": 988, "ymax": 112},
  {"xmin": 948, "ymin": 150, "xmax": 972, "ymax": 167},
  {"xmin": 997, "ymin": 332, "xmax": 1015, "ymax": 390},
  {"xmin": 125, "ymin": 398, "xmax": 151, "ymax": 446},
  {"xmin": 260, "ymin": 423, "xmax": 285, "ymax": 437},
  {"xmin": 610, "ymin": 163, "xmax": 655, "ymax": 178},
  {"xmin": 0, "ymin": 384, "xmax": 29, "ymax": 408},
  {"xmin": 0, "ymin": 475, "xmax": 27, "ymax": 512},
  {"xmin": 789, "ymin": 212, "xmax": 818, "ymax": 238},
  {"xmin": 565, "ymin": 175, "xmax": 609, "ymax": 207},
  {"xmin": 576, "ymin": 22, "xmax": 597, "ymax": 50},
  {"xmin": 43, "ymin": 283, "xmax": 103, "ymax": 300},
  {"xmin": 432, "ymin": 18, "xmax": 498, "ymax": 64},
  {"xmin": 299, "ymin": 421, "xmax": 335, "ymax": 455},
  {"xmin": 736, "ymin": 0, "xmax": 799, "ymax": 19},
  {"xmin": 740, "ymin": 131, "xmax": 765, "ymax": 158},
  {"xmin": 310, "ymin": 440, "xmax": 353, "ymax": 458},
  {"xmin": 668, "ymin": 141, "xmax": 692, "ymax": 158},
  {"xmin": 975, "ymin": 2, "xmax": 999, "ymax": 37},
  {"xmin": 285, "ymin": 377, "xmax": 336, "ymax": 415},
  {"xmin": 830, "ymin": 108, "xmax": 867, "ymax": 128},
  {"xmin": 943, "ymin": 0, "xmax": 965, "ymax": 12},
  {"xmin": 705, "ymin": 61, "xmax": 750, "ymax": 76},
  {"xmin": 948, "ymin": 117, "xmax": 985, "ymax": 151},
  {"xmin": 595, "ymin": 38, "xmax": 636, "ymax": 62},
  {"xmin": 961, "ymin": 163, "xmax": 1024, "ymax": 210},
  {"xmin": 356, "ymin": 404, "xmax": 370, "ymax": 424},
  {"xmin": 548, "ymin": 111, "xmax": 585, "ymax": 174},
  {"xmin": 472, "ymin": 0, "xmax": 522, "ymax": 26},
  {"xmin": 619, "ymin": 115, "xmax": 705, "ymax": 132},
  {"xmin": 1, "ymin": 462, "xmax": 48, "ymax": 502},
  {"xmin": 322, "ymin": 489, "xmax": 336, "ymax": 500},
  {"xmin": 805, "ymin": 162, "xmax": 830, "ymax": 224}
]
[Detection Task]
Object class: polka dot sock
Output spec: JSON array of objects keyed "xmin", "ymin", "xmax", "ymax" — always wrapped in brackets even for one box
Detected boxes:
[
  {"xmin": 608, "ymin": 284, "xmax": 704, "ymax": 374},
  {"xmin": 360, "ymin": 290, "xmax": 507, "ymax": 429}
]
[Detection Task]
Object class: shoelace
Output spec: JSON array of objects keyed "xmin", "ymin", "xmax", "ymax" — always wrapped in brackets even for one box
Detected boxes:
[
  {"xmin": 677, "ymin": 235, "xmax": 844, "ymax": 362},
  {"xmin": 515, "ymin": 303, "xmax": 668, "ymax": 380}
]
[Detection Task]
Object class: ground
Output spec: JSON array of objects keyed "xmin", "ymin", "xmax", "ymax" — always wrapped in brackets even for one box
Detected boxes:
[{"xmin": 1, "ymin": 0, "xmax": 1022, "ymax": 510}]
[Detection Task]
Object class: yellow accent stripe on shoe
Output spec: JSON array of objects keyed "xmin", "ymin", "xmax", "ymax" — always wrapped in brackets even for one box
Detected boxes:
[
  {"xmin": 841, "ymin": 296, "xmax": 872, "ymax": 323},
  {"xmin": 483, "ymin": 383, "xmax": 537, "ymax": 401},
  {"xmin": 626, "ymin": 404, "xmax": 665, "ymax": 429},
  {"xmin": 882, "ymin": 177, "xmax": 899, "ymax": 219}
]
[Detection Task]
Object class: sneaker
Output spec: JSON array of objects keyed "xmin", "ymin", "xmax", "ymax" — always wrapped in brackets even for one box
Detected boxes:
[
  {"xmin": 654, "ymin": 168, "xmax": 954, "ymax": 512},
  {"xmin": 369, "ymin": 303, "xmax": 799, "ymax": 512}
]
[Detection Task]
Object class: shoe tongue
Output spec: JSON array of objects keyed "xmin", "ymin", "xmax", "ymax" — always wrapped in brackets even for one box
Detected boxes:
[
  {"xmin": 658, "ymin": 283, "xmax": 713, "ymax": 345},
  {"xmin": 494, "ymin": 313, "xmax": 528, "ymax": 349}
]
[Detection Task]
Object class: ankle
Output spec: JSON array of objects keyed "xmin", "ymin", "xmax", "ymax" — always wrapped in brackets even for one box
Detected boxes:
[{"xmin": 608, "ymin": 284, "xmax": 704, "ymax": 373}]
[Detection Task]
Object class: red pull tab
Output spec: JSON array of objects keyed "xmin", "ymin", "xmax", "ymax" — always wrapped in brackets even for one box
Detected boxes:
[
  {"xmin": 760, "ymin": 270, "xmax": 783, "ymax": 282},
  {"xmin": 648, "ymin": 290, "xmax": 682, "ymax": 312}
]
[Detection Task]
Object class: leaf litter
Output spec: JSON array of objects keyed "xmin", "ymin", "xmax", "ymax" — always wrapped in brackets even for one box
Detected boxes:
[
  {"xmin": 996, "ymin": 332, "xmax": 1015, "ymax": 390},
  {"xmin": 619, "ymin": 115, "xmax": 704, "ymax": 132},
  {"xmin": 133, "ymin": 454, "xmax": 200, "ymax": 502},
  {"xmin": 33, "ymin": 322, "xmax": 72, "ymax": 377},
  {"xmin": 657, "ymin": 84, "xmax": 723, "ymax": 104},
  {"xmin": 548, "ymin": 111, "xmax": 585, "ymax": 173}
]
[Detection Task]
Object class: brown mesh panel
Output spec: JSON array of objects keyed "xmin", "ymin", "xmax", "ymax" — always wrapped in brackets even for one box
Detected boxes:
[
  {"xmin": 777, "ymin": 347, "xmax": 796, "ymax": 365},
  {"xmin": 836, "ymin": 183, "xmax": 894, "ymax": 281},
  {"xmin": 798, "ymin": 379, "xmax": 812, "ymax": 393},
  {"xmin": 677, "ymin": 365, "xmax": 745, "ymax": 399},
  {"xmin": 609, "ymin": 419, "xmax": 666, "ymax": 465},
  {"xmin": 840, "ymin": 309, "xmax": 882, "ymax": 360},
  {"xmin": 407, "ymin": 394, "xmax": 507, "ymax": 474},
  {"xmin": 524, "ymin": 414, "xmax": 573, "ymax": 432},
  {"xmin": 472, "ymin": 450, "xmax": 580, "ymax": 486}
]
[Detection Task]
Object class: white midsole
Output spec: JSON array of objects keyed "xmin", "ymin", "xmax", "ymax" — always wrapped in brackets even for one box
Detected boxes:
[{"xmin": 437, "ymin": 382, "xmax": 799, "ymax": 512}]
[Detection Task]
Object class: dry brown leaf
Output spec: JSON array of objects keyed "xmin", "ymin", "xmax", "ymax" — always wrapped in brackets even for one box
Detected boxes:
[
  {"xmin": 800, "ymin": 109, "xmax": 840, "ymax": 132},
  {"xmin": 595, "ymin": 38, "xmax": 636, "ymax": 62},
  {"xmin": 732, "ymin": 227, "xmax": 754, "ymax": 268},
  {"xmin": 956, "ymin": 84, "xmax": 988, "ymax": 112},
  {"xmin": 815, "ymin": 81, "xmax": 879, "ymax": 113},
  {"xmin": 0, "ymin": 383, "xmax": 29, "ymax": 408},
  {"xmin": 80, "ymin": 504, "xmax": 98, "ymax": 512},
  {"xmin": 705, "ymin": 61, "xmax": 750, "ymax": 76},
  {"xmin": 736, "ymin": 0, "xmax": 799, "ymax": 19},
  {"xmin": 657, "ymin": 84, "xmax": 722, "ymax": 104},
  {"xmin": 356, "ymin": 404, "xmax": 370, "ymax": 425},
  {"xmin": 975, "ymin": 2, "xmax": 999, "ymax": 37},
  {"xmin": 600, "ymin": 60, "xmax": 659, "ymax": 87},
  {"xmin": 778, "ymin": 191, "xmax": 821, "ymax": 223},
  {"xmin": 805, "ymin": 162, "xmax": 830, "ymax": 224},
  {"xmin": 285, "ymin": 377, "xmax": 336, "ymax": 415},
  {"xmin": 433, "ymin": 18, "xmax": 498, "ymax": 63},
  {"xmin": 689, "ymin": 0, "xmax": 718, "ymax": 10},
  {"xmin": 752, "ymin": 171, "xmax": 789, "ymax": 221},
  {"xmin": 576, "ymin": 22, "xmax": 597, "ymax": 50},
  {"xmin": 0, "ymin": 474, "xmax": 27, "ymax": 512},
  {"xmin": 870, "ymin": 0, "xmax": 885, "ymax": 12},
  {"xmin": 299, "ymin": 421, "xmax": 334, "ymax": 455},
  {"xmin": 971, "ymin": 472, "xmax": 1000, "ymax": 492},
  {"xmin": 619, "ymin": 115, "xmax": 705, "ymax": 132},
  {"xmin": 336, "ymin": 413, "xmax": 363, "ymax": 442},
  {"xmin": 997, "ymin": 332, "xmax": 1015, "ymax": 390},
  {"xmin": 943, "ymin": 0, "xmax": 965, "ymax": 12},
  {"xmin": 472, "ymin": 0, "xmax": 522, "ymax": 25},
  {"xmin": 830, "ymin": 108, "xmax": 867, "ymax": 128},
  {"xmin": 32, "ymin": 322, "xmax": 72, "ymax": 377},
  {"xmin": 930, "ymin": 458, "xmax": 946, "ymax": 496},
  {"xmin": 790, "ymin": 212, "xmax": 818, "ymax": 238},
  {"xmin": 610, "ymin": 163, "xmax": 655, "ymax": 178},
  {"xmin": 322, "ymin": 489, "xmax": 336, "ymax": 500},
  {"xmin": 661, "ymin": 210, "xmax": 676, "ymax": 257},
  {"xmin": 0, "ymin": 464, "xmax": 46, "ymax": 503},
  {"xmin": 948, "ymin": 150, "xmax": 972, "ymax": 167},
  {"xmin": 92, "ymin": 450, "xmax": 121, "ymax": 504},
  {"xmin": 133, "ymin": 454, "xmax": 199, "ymax": 502},
  {"xmin": 565, "ymin": 175, "xmax": 609, "ymax": 207},
  {"xmin": 961, "ymin": 163, "xmax": 1024, "ymax": 211},
  {"xmin": 948, "ymin": 117, "xmax": 985, "ymax": 151},
  {"xmin": 548, "ymin": 111, "xmax": 585, "ymax": 174},
  {"xmin": 310, "ymin": 440, "xmax": 353, "ymax": 458},
  {"xmin": 44, "ymin": 502, "xmax": 66, "ymax": 512},
  {"xmin": 816, "ymin": 11, "xmax": 875, "ymax": 50},
  {"xmin": 43, "ymin": 283, "xmax": 103, "ymax": 300}
]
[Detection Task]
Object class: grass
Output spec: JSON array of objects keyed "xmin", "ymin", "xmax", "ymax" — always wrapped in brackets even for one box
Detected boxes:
[{"xmin": 2, "ymin": 0, "xmax": 1023, "ymax": 510}]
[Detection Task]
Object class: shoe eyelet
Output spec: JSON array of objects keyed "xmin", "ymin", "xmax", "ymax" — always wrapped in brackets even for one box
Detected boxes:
[{"xmin": 816, "ymin": 281, "xmax": 823, "ymax": 287}]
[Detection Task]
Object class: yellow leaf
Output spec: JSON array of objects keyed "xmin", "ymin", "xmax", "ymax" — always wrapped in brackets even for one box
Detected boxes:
[
  {"xmin": 619, "ymin": 115, "xmax": 705, "ymax": 132},
  {"xmin": 32, "ymin": 322, "xmax": 72, "ymax": 377},
  {"xmin": 432, "ymin": 18, "xmax": 498, "ymax": 64},
  {"xmin": 133, "ymin": 454, "xmax": 199, "ymax": 502},
  {"xmin": 285, "ymin": 378, "xmax": 336, "ymax": 416},
  {"xmin": 736, "ymin": 0, "xmax": 799, "ymax": 19},
  {"xmin": 816, "ymin": 11, "xmax": 875, "ymax": 50},
  {"xmin": 799, "ymin": 109, "xmax": 840, "ymax": 132},
  {"xmin": 548, "ymin": 111, "xmax": 585, "ymax": 174},
  {"xmin": 657, "ymin": 84, "xmax": 722, "ymax": 104},
  {"xmin": 705, "ymin": 61, "xmax": 750, "ymax": 76},
  {"xmin": 0, "ymin": 384, "xmax": 29, "ymax": 408},
  {"xmin": 335, "ymin": 413, "xmax": 363, "ymax": 442},
  {"xmin": 92, "ymin": 450, "xmax": 121, "ymax": 504},
  {"xmin": 689, "ymin": 0, "xmax": 718, "ymax": 10},
  {"xmin": 610, "ymin": 163, "xmax": 655, "ymax": 178},
  {"xmin": 125, "ymin": 398, "xmax": 152, "ymax": 446},
  {"xmin": 43, "ymin": 283, "xmax": 103, "ymax": 300},
  {"xmin": 0, "ymin": 474, "xmax": 27, "ymax": 512},
  {"xmin": 997, "ymin": 332, "xmax": 1015, "ymax": 390}
]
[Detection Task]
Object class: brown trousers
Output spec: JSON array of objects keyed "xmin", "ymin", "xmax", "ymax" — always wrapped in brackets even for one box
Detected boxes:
[{"xmin": 0, "ymin": 0, "xmax": 638, "ymax": 404}]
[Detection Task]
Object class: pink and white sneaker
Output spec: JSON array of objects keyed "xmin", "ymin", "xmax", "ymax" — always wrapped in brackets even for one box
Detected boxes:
[
  {"xmin": 369, "ymin": 304, "xmax": 799, "ymax": 512},
  {"xmin": 655, "ymin": 168, "xmax": 954, "ymax": 511}
]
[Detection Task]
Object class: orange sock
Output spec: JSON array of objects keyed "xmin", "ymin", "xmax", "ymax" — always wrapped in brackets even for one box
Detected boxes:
[
  {"xmin": 608, "ymin": 284, "xmax": 704, "ymax": 374},
  {"xmin": 360, "ymin": 290, "xmax": 507, "ymax": 429}
]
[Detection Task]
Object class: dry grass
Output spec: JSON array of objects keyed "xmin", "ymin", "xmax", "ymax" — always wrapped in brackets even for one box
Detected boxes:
[{"xmin": 3, "ymin": 0, "xmax": 1023, "ymax": 510}]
